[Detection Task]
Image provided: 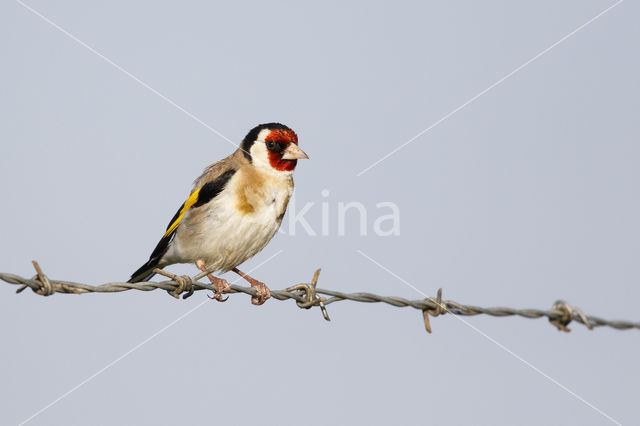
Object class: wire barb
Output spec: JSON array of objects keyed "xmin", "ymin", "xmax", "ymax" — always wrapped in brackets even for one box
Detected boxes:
[
  {"xmin": 422, "ymin": 288, "xmax": 444, "ymax": 334},
  {"xmin": 31, "ymin": 260, "xmax": 55, "ymax": 296},
  {"xmin": 549, "ymin": 300, "xmax": 593, "ymax": 332},
  {"xmin": 285, "ymin": 269, "xmax": 330, "ymax": 321},
  {"xmin": 153, "ymin": 268, "xmax": 194, "ymax": 299},
  {"xmin": 2, "ymin": 262, "xmax": 638, "ymax": 333}
]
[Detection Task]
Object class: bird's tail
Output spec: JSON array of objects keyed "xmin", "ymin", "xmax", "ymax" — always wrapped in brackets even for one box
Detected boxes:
[{"xmin": 128, "ymin": 258, "xmax": 161, "ymax": 283}]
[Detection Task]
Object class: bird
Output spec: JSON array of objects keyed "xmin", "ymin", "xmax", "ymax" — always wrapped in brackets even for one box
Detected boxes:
[{"xmin": 128, "ymin": 123, "xmax": 309, "ymax": 305}]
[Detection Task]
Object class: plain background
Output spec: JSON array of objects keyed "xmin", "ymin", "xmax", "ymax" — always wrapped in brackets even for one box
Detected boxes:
[{"xmin": 1, "ymin": 1, "xmax": 639, "ymax": 425}]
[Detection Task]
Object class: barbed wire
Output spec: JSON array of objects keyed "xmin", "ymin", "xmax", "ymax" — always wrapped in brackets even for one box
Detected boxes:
[{"xmin": 1, "ymin": 261, "xmax": 638, "ymax": 333}]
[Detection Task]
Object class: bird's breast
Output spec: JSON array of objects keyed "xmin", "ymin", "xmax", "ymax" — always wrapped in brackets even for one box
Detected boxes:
[{"xmin": 233, "ymin": 167, "xmax": 293, "ymax": 219}]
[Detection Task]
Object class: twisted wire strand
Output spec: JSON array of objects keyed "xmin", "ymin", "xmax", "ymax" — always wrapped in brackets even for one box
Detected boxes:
[{"xmin": 1, "ymin": 267, "xmax": 638, "ymax": 333}]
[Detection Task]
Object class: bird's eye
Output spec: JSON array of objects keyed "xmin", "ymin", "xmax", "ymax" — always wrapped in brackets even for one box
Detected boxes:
[{"xmin": 266, "ymin": 141, "xmax": 276, "ymax": 150}]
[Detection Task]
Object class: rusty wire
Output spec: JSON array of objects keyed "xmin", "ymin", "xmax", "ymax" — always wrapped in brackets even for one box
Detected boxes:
[{"xmin": 1, "ymin": 261, "xmax": 639, "ymax": 333}]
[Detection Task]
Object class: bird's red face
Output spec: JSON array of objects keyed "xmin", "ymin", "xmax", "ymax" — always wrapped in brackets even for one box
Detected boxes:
[{"xmin": 264, "ymin": 128, "xmax": 307, "ymax": 172}]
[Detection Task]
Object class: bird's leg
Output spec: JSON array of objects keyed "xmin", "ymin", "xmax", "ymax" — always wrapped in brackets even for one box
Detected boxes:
[
  {"xmin": 195, "ymin": 260, "xmax": 230, "ymax": 302},
  {"xmin": 232, "ymin": 267, "xmax": 271, "ymax": 305}
]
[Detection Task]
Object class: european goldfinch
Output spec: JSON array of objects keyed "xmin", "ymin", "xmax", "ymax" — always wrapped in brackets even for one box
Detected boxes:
[{"xmin": 128, "ymin": 123, "xmax": 308, "ymax": 305}]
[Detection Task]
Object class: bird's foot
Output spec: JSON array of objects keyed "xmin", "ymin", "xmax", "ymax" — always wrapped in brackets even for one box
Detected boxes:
[
  {"xmin": 232, "ymin": 268, "xmax": 271, "ymax": 305},
  {"xmin": 250, "ymin": 281, "xmax": 271, "ymax": 306},
  {"xmin": 196, "ymin": 260, "xmax": 230, "ymax": 302},
  {"xmin": 207, "ymin": 276, "xmax": 230, "ymax": 302}
]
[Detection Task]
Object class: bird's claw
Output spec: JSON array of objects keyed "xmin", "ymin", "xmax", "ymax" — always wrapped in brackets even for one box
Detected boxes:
[
  {"xmin": 251, "ymin": 282, "xmax": 271, "ymax": 306},
  {"xmin": 207, "ymin": 278, "xmax": 230, "ymax": 302},
  {"xmin": 208, "ymin": 291, "xmax": 229, "ymax": 302}
]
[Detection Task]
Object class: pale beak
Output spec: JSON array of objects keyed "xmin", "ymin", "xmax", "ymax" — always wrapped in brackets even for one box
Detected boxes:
[{"xmin": 281, "ymin": 144, "xmax": 309, "ymax": 160}]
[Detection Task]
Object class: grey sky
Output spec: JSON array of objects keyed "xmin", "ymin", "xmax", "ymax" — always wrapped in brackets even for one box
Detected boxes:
[{"xmin": 1, "ymin": 1, "xmax": 638, "ymax": 425}]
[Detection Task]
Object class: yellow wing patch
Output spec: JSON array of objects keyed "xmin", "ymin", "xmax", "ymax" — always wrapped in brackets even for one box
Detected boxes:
[{"xmin": 163, "ymin": 188, "xmax": 201, "ymax": 238}]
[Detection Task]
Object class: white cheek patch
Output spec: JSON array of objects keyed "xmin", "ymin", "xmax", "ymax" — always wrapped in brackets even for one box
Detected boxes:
[{"xmin": 249, "ymin": 129, "xmax": 273, "ymax": 170}]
